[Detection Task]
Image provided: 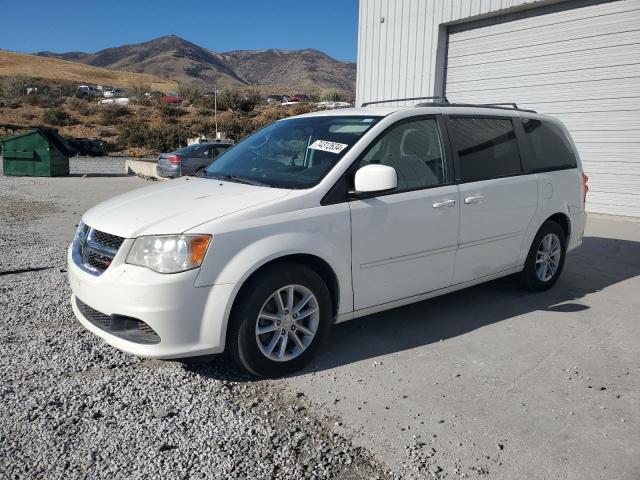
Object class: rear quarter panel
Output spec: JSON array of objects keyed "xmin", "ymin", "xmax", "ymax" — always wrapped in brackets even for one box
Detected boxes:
[{"xmin": 516, "ymin": 115, "xmax": 586, "ymax": 263}]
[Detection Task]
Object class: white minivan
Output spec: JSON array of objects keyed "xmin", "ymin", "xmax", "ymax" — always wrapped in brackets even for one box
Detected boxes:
[{"xmin": 68, "ymin": 101, "xmax": 588, "ymax": 377}]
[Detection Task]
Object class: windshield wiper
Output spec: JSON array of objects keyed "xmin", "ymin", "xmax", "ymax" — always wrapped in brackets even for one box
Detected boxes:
[{"xmin": 210, "ymin": 173, "xmax": 271, "ymax": 187}]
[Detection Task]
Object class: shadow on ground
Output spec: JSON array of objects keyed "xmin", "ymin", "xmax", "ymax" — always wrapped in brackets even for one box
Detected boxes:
[{"xmin": 185, "ymin": 235, "xmax": 640, "ymax": 381}]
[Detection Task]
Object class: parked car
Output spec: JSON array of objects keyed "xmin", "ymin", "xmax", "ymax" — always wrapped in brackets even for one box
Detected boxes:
[
  {"xmin": 161, "ymin": 95, "xmax": 182, "ymax": 105},
  {"xmin": 103, "ymin": 88, "xmax": 126, "ymax": 98},
  {"xmin": 266, "ymin": 95, "xmax": 285, "ymax": 105},
  {"xmin": 68, "ymin": 102, "xmax": 587, "ymax": 377},
  {"xmin": 98, "ymin": 97, "xmax": 130, "ymax": 106},
  {"xmin": 67, "ymin": 137, "xmax": 107, "ymax": 157},
  {"xmin": 156, "ymin": 142, "xmax": 233, "ymax": 178},
  {"xmin": 77, "ymin": 85, "xmax": 98, "ymax": 97}
]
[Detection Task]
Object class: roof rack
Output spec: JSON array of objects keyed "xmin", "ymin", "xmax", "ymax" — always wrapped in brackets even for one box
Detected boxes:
[
  {"xmin": 361, "ymin": 97, "xmax": 537, "ymax": 114},
  {"xmin": 415, "ymin": 101, "xmax": 537, "ymax": 114},
  {"xmin": 361, "ymin": 96, "xmax": 449, "ymax": 107}
]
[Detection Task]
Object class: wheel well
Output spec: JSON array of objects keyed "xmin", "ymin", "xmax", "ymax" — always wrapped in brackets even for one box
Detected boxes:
[
  {"xmin": 546, "ymin": 212, "xmax": 570, "ymax": 240},
  {"xmin": 235, "ymin": 254, "xmax": 340, "ymax": 317}
]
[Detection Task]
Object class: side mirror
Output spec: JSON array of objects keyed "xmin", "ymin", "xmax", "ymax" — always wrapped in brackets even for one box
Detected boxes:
[{"xmin": 353, "ymin": 164, "xmax": 397, "ymax": 195}]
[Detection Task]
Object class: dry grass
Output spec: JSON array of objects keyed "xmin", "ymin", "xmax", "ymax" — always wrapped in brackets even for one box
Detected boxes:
[{"xmin": 0, "ymin": 50, "xmax": 177, "ymax": 93}]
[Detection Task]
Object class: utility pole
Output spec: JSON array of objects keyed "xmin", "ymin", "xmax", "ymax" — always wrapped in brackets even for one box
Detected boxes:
[{"xmin": 214, "ymin": 86, "xmax": 218, "ymax": 138}]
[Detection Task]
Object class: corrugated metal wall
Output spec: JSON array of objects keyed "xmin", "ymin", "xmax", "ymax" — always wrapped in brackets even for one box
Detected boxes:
[
  {"xmin": 357, "ymin": 0, "xmax": 640, "ymax": 217},
  {"xmin": 445, "ymin": 0, "xmax": 640, "ymax": 217},
  {"xmin": 356, "ymin": 0, "xmax": 549, "ymax": 106}
]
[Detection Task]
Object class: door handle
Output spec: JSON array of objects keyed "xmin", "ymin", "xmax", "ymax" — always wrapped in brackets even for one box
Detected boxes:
[
  {"xmin": 464, "ymin": 195, "xmax": 485, "ymax": 205},
  {"xmin": 432, "ymin": 199, "xmax": 456, "ymax": 208}
]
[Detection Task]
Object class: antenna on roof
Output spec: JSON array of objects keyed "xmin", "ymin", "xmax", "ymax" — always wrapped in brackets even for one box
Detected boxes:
[{"xmin": 361, "ymin": 96, "xmax": 449, "ymax": 107}]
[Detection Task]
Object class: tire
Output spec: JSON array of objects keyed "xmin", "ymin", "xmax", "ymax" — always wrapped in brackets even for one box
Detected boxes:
[
  {"xmin": 517, "ymin": 220, "xmax": 567, "ymax": 292},
  {"xmin": 227, "ymin": 262, "xmax": 332, "ymax": 378}
]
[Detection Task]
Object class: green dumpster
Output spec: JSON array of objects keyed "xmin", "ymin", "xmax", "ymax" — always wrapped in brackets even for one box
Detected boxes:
[{"xmin": 1, "ymin": 127, "xmax": 74, "ymax": 176}]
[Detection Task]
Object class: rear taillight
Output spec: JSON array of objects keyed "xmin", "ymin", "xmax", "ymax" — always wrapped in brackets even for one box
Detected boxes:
[
  {"xmin": 168, "ymin": 154, "xmax": 181, "ymax": 164},
  {"xmin": 582, "ymin": 173, "xmax": 589, "ymax": 203}
]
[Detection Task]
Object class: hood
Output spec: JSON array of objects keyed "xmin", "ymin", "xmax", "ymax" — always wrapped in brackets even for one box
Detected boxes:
[{"xmin": 82, "ymin": 177, "xmax": 291, "ymax": 238}]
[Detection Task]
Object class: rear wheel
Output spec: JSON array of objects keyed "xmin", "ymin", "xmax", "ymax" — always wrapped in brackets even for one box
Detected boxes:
[
  {"xmin": 517, "ymin": 221, "xmax": 567, "ymax": 291},
  {"xmin": 228, "ymin": 262, "xmax": 332, "ymax": 377}
]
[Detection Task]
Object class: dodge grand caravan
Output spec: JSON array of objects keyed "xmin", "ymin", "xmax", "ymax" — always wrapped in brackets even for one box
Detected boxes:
[{"xmin": 68, "ymin": 101, "xmax": 587, "ymax": 377}]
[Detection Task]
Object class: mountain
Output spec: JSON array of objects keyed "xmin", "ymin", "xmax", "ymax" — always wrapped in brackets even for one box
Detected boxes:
[
  {"xmin": 36, "ymin": 51, "xmax": 88, "ymax": 62},
  {"xmin": 35, "ymin": 35, "xmax": 356, "ymax": 94},
  {"xmin": 223, "ymin": 48, "xmax": 356, "ymax": 94},
  {"xmin": 0, "ymin": 50, "xmax": 177, "ymax": 93}
]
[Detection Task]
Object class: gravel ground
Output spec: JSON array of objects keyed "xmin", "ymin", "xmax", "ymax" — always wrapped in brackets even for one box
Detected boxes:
[
  {"xmin": 0, "ymin": 158, "xmax": 395, "ymax": 480},
  {"xmin": 2, "ymin": 157, "xmax": 639, "ymax": 479}
]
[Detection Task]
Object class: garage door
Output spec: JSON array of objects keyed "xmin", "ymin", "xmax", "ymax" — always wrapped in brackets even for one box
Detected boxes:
[{"xmin": 445, "ymin": 0, "xmax": 640, "ymax": 217}]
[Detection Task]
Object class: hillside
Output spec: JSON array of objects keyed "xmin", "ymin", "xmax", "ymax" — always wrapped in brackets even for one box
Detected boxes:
[
  {"xmin": 223, "ymin": 48, "xmax": 356, "ymax": 93},
  {"xmin": 0, "ymin": 50, "xmax": 177, "ymax": 93},
  {"xmin": 35, "ymin": 35, "xmax": 356, "ymax": 94},
  {"xmin": 75, "ymin": 36, "xmax": 245, "ymax": 86}
]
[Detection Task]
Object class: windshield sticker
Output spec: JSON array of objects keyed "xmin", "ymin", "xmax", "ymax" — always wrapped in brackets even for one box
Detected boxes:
[{"xmin": 309, "ymin": 140, "xmax": 349, "ymax": 154}]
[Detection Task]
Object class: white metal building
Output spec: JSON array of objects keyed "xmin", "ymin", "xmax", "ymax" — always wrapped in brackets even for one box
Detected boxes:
[{"xmin": 356, "ymin": 0, "xmax": 640, "ymax": 216}]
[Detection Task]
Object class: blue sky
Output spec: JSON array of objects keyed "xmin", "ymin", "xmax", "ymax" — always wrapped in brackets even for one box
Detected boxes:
[{"xmin": 0, "ymin": 0, "xmax": 359, "ymax": 61}]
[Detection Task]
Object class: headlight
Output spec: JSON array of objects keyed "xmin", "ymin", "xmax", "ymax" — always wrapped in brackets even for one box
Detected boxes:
[
  {"xmin": 126, "ymin": 234, "xmax": 212, "ymax": 273},
  {"xmin": 73, "ymin": 221, "xmax": 87, "ymax": 243}
]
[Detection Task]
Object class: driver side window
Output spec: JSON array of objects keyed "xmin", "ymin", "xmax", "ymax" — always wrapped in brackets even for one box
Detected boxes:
[{"xmin": 359, "ymin": 118, "xmax": 447, "ymax": 192}]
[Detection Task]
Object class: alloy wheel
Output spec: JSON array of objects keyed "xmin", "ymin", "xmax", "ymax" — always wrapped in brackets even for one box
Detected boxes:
[
  {"xmin": 255, "ymin": 284, "xmax": 320, "ymax": 362},
  {"xmin": 535, "ymin": 233, "xmax": 562, "ymax": 282}
]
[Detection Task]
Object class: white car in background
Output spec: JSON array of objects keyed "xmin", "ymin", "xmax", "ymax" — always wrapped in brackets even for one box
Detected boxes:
[
  {"xmin": 103, "ymin": 88, "xmax": 126, "ymax": 98},
  {"xmin": 68, "ymin": 100, "xmax": 587, "ymax": 377},
  {"xmin": 316, "ymin": 100, "xmax": 352, "ymax": 109}
]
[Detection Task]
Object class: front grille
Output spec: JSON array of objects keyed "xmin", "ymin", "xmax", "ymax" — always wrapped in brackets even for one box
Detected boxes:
[
  {"xmin": 93, "ymin": 230, "xmax": 125, "ymax": 251},
  {"xmin": 76, "ymin": 298, "xmax": 161, "ymax": 345},
  {"xmin": 73, "ymin": 224, "xmax": 125, "ymax": 276},
  {"xmin": 86, "ymin": 251, "xmax": 113, "ymax": 272}
]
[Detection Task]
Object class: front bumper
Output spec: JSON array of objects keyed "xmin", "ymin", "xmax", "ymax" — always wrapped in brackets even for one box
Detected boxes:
[{"xmin": 67, "ymin": 244, "xmax": 234, "ymax": 358}]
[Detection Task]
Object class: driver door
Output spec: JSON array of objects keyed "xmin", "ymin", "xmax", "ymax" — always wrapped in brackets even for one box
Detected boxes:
[{"xmin": 349, "ymin": 116, "xmax": 460, "ymax": 310}]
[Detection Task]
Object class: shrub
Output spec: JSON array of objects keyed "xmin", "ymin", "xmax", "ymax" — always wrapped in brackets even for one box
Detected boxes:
[
  {"xmin": 24, "ymin": 94, "xmax": 63, "ymax": 108},
  {"xmin": 261, "ymin": 107, "xmax": 288, "ymax": 124},
  {"xmin": 67, "ymin": 97, "xmax": 95, "ymax": 116},
  {"xmin": 291, "ymin": 103, "xmax": 314, "ymax": 115},
  {"xmin": 214, "ymin": 87, "xmax": 260, "ymax": 112},
  {"xmin": 320, "ymin": 89, "xmax": 343, "ymax": 102},
  {"xmin": 116, "ymin": 120, "xmax": 151, "ymax": 148},
  {"xmin": 116, "ymin": 120, "xmax": 190, "ymax": 152},
  {"xmin": 158, "ymin": 104, "xmax": 187, "ymax": 118},
  {"xmin": 0, "ymin": 75, "xmax": 28, "ymax": 98},
  {"xmin": 42, "ymin": 108, "xmax": 75, "ymax": 126},
  {"xmin": 96, "ymin": 126, "xmax": 116, "ymax": 138},
  {"xmin": 100, "ymin": 105, "xmax": 131, "ymax": 125},
  {"xmin": 177, "ymin": 82, "xmax": 202, "ymax": 104}
]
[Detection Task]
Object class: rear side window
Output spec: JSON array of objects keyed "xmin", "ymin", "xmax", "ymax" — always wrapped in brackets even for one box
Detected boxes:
[
  {"xmin": 521, "ymin": 119, "xmax": 577, "ymax": 172},
  {"xmin": 448, "ymin": 117, "xmax": 522, "ymax": 182}
]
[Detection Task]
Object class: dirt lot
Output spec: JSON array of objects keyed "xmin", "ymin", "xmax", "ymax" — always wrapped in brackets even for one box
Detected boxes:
[{"xmin": 1, "ymin": 158, "xmax": 639, "ymax": 479}]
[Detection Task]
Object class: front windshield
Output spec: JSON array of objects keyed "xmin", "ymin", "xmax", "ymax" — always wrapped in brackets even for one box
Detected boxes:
[{"xmin": 203, "ymin": 116, "xmax": 381, "ymax": 188}]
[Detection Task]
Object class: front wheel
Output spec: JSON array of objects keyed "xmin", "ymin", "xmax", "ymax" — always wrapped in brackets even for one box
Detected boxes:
[
  {"xmin": 228, "ymin": 262, "xmax": 332, "ymax": 377},
  {"xmin": 517, "ymin": 220, "xmax": 567, "ymax": 291}
]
